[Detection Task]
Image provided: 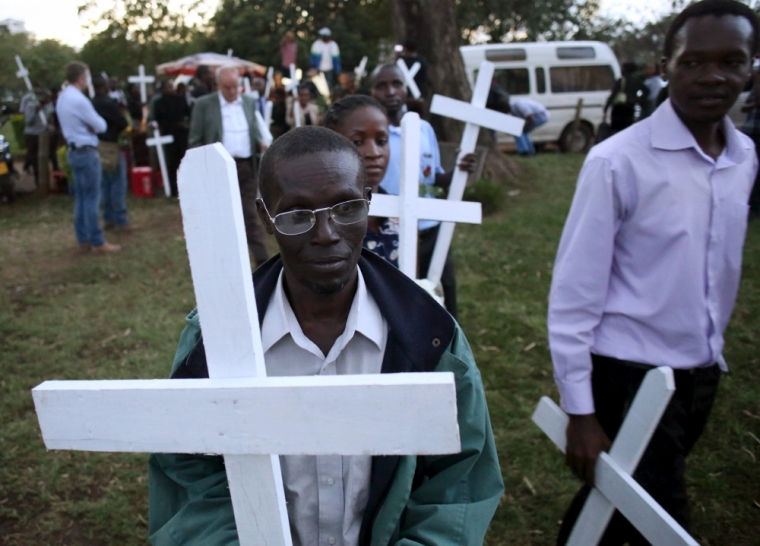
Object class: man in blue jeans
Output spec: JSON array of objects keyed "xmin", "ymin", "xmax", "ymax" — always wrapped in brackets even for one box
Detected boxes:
[
  {"xmin": 508, "ymin": 97, "xmax": 549, "ymax": 156},
  {"xmin": 56, "ymin": 61, "xmax": 121, "ymax": 253}
]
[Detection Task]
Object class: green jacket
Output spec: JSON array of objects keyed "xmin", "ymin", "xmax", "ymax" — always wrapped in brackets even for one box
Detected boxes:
[
  {"xmin": 188, "ymin": 92, "xmax": 261, "ymax": 150},
  {"xmin": 148, "ymin": 250, "xmax": 503, "ymax": 545}
]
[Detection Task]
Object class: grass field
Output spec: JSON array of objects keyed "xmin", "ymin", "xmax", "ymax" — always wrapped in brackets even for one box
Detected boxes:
[{"xmin": 1, "ymin": 153, "xmax": 758, "ymax": 545}]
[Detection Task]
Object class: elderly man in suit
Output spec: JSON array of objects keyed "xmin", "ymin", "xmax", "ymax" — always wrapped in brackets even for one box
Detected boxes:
[{"xmin": 189, "ymin": 66, "xmax": 269, "ymax": 266}]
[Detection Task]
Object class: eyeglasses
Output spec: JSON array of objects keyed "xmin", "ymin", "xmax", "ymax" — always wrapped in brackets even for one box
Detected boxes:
[{"xmin": 260, "ymin": 198, "xmax": 370, "ymax": 236}]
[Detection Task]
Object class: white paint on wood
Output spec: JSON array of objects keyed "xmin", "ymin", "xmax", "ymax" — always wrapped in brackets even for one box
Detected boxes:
[
  {"xmin": 531, "ymin": 367, "xmax": 698, "ymax": 546},
  {"xmin": 396, "ymin": 59, "xmax": 421, "ymax": 99},
  {"xmin": 398, "ymin": 113, "xmax": 421, "ymax": 278},
  {"xmin": 368, "ymin": 193, "xmax": 481, "ymax": 225},
  {"xmin": 255, "ymin": 110, "xmax": 273, "ymax": 146},
  {"xmin": 264, "ymin": 66, "xmax": 274, "ymax": 99},
  {"xmin": 15, "ymin": 55, "xmax": 32, "ymax": 91},
  {"xmin": 286, "ymin": 64, "xmax": 302, "ymax": 128},
  {"xmin": 85, "ymin": 70, "xmax": 95, "ymax": 99},
  {"xmin": 241, "ymin": 76, "xmax": 252, "ymax": 95},
  {"xmin": 32, "ymin": 373, "xmax": 460, "ymax": 455},
  {"xmin": 146, "ymin": 127, "xmax": 174, "ymax": 198},
  {"xmin": 128, "ymin": 64, "xmax": 155, "ymax": 104},
  {"xmin": 354, "ymin": 56, "xmax": 368, "ymax": 81},
  {"xmin": 425, "ymin": 61, "xmax": 525, "ymax": 285},
  {"xmin": 265, "ymin": 100, "xmax": 273, "ymax": 127}
]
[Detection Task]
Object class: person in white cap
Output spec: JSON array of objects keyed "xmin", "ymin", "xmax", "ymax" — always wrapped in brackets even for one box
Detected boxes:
[{"xmin": 310, "ymin": 27, "xmax": 341, "ymax": 87}]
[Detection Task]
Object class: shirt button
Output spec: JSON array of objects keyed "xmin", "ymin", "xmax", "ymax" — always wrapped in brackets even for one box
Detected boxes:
[
  {"xmin": 432, "ymin": 338, "xmax": 441, "ymax": 347},
  {"xmin": 326, "ymin": 477, "xmax": 334, "ymax": 486},
  {"xmin": 328, "ymin": 537, "xmax": 336, "ymax": 545}
]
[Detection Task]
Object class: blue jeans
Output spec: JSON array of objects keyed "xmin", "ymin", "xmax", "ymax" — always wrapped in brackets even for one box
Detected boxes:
[
  {"xmin": 515, "ymin": 112, "xmax": 548, "ymax": 155},
  {"xmin": 102, "ymin": 154, "xmax": 129, "ymax": 227},
  {"xmin": 68, "ymin": 147, "xmax": 105, "ymax": 247}
]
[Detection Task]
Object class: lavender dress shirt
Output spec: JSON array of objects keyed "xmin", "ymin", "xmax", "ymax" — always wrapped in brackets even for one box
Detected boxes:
[{"xmin": 548, "ymin": 100, "xmax": 757, "ymax": 415}]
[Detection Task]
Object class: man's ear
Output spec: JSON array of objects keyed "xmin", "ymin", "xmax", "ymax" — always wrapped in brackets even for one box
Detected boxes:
[
  {"xmin": 256, "ymin": 198, "xmax": 276, "ymax": 236},
  {"xmin": 660, "ymin": 56, "xmax": 669, "ymax": 83}
]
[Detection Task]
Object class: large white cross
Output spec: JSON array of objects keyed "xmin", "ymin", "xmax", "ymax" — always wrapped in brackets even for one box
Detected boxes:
[
  {"xmin": 146, "ymin": 124, "xmax": 174, "ymax": 198},
  {"xmin": 286, "ymin": 63, "xmax": 302, "ymax": 128},
  {"xmin": 396, "ymin": 58, "xmax": 421, "ymax": 99},
  {"xmin": 532, "ymin": 367, "xmax": 698, "ymax": 546},
  {"xmin": 32, "ymin": 143, "xmax": 461, "ymax": 546},
  {"xmin": 14, "ymin": 55, "xmax": 32, "ymax": 92},
  {"xmin": 425, "ymin": 61, "xmax": 525, "ymax": 286},
  {"xmin": 128, "ymin": 64, "xmax": 155, "ymax": 104},
  {"xmin": 368, "ymin": 113, "xmax": 482, "ymax": 281}
]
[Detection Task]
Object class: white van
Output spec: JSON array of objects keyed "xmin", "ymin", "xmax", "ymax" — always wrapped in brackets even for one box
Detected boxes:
[{"xmin": 460, "ymin": 41, "xmax": 621, "ymax": 152}]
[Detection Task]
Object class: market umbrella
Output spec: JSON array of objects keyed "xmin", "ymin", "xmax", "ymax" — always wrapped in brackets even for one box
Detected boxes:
[{"xmin": 156, "ymin": 53, "xmax": 266, "ymax": 77}]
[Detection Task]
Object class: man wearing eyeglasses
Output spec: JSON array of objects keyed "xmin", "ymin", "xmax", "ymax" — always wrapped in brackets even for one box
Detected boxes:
[{"xmin": 148, "ymin": 127, "xmax": 503, "ymax": 546}]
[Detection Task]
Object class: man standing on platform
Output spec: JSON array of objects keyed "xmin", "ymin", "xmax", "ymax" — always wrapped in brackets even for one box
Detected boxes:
[
  {"xmin": 548, "ymin": 1, "xmax": 758, "ymax": 542},
  {"xmin": 189, "ymin": 66, "xmax": 268, "ymax": 266},
  {"xmin": 57, "ymin": 61, "xmax": 120, "ymax": 253}
]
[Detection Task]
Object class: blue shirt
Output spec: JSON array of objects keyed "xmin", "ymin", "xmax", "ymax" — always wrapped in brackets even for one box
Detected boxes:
[
  {"xmin": 56, "ymin": 84, "xmax": 107, "ymax": 148},
  {"xmin": 379, "ymin": 116, "xmax": 445, "ymax": 231}
]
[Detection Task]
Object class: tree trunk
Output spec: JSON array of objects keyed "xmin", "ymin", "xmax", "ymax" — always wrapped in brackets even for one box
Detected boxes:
[{"xmin": 388, "ymin": 0, "xmax": 520, "ymax": 182}]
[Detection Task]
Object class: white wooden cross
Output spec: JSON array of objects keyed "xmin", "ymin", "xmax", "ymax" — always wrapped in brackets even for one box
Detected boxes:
[
  {"xmin": 146, "ymin": 124, "xmax": 174, "ymax": 197},
  {"xmin": 14, "ymin": 55, "xmax": 32, "ymax": 92},
  {"xmin": 286, "ymin": 63, "xmax": 302, "ymax": 128},
  {"xmin": 368, "ymin": 113, "xmax": 482, "ymax": 283},
  {"xmin": 354, "ymin": 56, "xmax": 368, "ymax": 82},
  {"xmin": 396, "ymin": 58, "xmax": 421, "ymax": 99},
  {"xmin": 241, "ymin": 76, "xmax": 252, "ymax": 95},
  {"xmin": 85, "ymin": 69, "xmax": 95, "ymax": 99},
  {"xmin": 532, "ymin": 367, "xmax": 698, "ymax": 546},
  {"xmin": 426, "ymin": 61, "xmax": 525, "ymax": 286},
  {"xmin": 264, "ymin": 66, "xmax": 274, "ymax": 100},
  {"xmin": 128, "ymin": 64, "xmax": 155, "ymax": 104},
  {"xmin": 32, "ymin": 143, "xmax": 461, "ymax": 546}
]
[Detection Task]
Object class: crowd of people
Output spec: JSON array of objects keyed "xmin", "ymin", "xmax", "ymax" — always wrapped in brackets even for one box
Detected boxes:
[{"xmin": 10, "ymin": 1, "xmax": 760, "ymax": 544}]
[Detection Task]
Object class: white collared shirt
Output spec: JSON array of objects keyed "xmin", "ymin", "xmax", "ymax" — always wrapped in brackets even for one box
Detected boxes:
[
  {"xmin": 261, "ymin": 268, "xmax": 388, "ymax": 546},
  {"xmin": 218, "ymin": 92, "xmax": 251, "ymax": 159},
  {"xmin": 548, "ymin": 99, "xmax": 757, "ymax": 415}
]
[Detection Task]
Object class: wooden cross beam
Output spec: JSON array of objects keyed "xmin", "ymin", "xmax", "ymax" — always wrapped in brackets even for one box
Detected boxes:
[
  {"xmin": 426, "ymin": 61, "xmax": 524, "ymax": 287},
  {"xmin": 14, "ymin": 55, "xmax": 32, "ymax": 92},
  {"xmin": 354, "ymin": 56, "xmax": 368, "ymax": 82},
  {"xmin": 532, "ymin": 367, "xmax": 699, "ymax": 546},
  {"xmin": 396, "ymin": 59, "xmax": 421, "ymax": 99},
  {"xmin": 368, "ymin": 113, "xmax": 481, "ymax": 281},
  {"xmin": 264, "ymin": 66, "xmax": 274, "ymax": 100},
  {"xmin": 128, "ymin": 64, "xmax": 155, "ymax": 105},
  {"xmin": 146, "ymin": 125, "xmax": 174, "ymax": 198},
  {"xmin": 85, "ymin": 69, "xmax": 95, "ymax": 99},
  {"xmin": 32, "ymin": 143, "xmax": 461, "ymax": 546}
]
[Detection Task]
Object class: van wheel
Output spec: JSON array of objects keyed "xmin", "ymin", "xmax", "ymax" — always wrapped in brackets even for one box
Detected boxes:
[{"xmin": 559, "ymin": 123, "xmax": 592, "ymax": 153}]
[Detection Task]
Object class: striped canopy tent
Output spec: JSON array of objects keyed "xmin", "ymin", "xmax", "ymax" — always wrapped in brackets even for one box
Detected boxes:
[{"xmin": 156, "ymin": 53, "xmax": 266, "ymax": 77}]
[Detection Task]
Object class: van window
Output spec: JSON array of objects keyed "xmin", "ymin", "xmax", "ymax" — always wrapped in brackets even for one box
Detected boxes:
[
  {"xmin": 485, "ymin": 48, "xmax": 527, "ymax": 62},
  {"xmin": 535, "ymin": 67, "xmax": 546, "ymax": 94},
  {"xmin": 550, "ymin": 65, "xmax": 615, "ymax": 93},
  {"xmin": 493, "ymin": 68, "xmax": 530, "ymax": 95},
  {"xmin": 556, "ymin": 46, "xmax": 596, "ymax": 59}
]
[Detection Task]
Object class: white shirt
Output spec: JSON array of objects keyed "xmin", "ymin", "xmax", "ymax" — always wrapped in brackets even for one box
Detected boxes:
[
  {"xmin": 218, "ymin": 92, "xmax": 251, "ymax": 159},
  {"xmin": 311, "ymin": 39, "xmax": 340, "ymax": 72},
  {"xmin": 548, "ymin": 99, "xmax": 756, "ymax": 415},
  {"xmin": 261, "ymin": 268, "xmax": 388, "ymax": 546},
  {"xmin": 56, "ymin": 85, "xmax": 107, "ymax": 148}
]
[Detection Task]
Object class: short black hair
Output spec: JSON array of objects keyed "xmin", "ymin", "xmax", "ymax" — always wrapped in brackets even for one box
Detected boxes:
[
  {"xmin": 323, "ymin": 95, "xmax": 386, "ymax": 130},
  {"xmin": 259, "ymin": 127, "xmax": 365, "ymax": 207},
  {"xmin": 65, "ymin": 61, "xmax": 88, "ymax": 84},
  {"xmin": 92, "ymin": 74, "xmax": 107, "ymax": 92},
  {"xmin": 403, "ymin": 39, "xmax": 418, "ymax": 53},
  {"xmin": 664, "ymin": 0, "xmax": 760, "ymax": 58},
  {"xmin": 370, "ymin": 63, "xmax": 402, "ymax": 83}
]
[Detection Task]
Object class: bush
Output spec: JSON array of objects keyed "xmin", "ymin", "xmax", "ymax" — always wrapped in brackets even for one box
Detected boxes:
[{"xmin": 463, "ymin": 178, "xmax": 504, "ymax": 215}]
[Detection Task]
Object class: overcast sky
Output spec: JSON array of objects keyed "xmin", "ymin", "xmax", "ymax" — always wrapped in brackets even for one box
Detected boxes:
[{"xmin": 0, "ymin": 0, "xmax": 670, "ymax": 50}]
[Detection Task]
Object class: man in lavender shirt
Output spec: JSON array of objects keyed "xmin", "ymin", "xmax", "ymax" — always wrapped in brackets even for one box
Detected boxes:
[{"xmin": 547, "ymin": 1, "xmax": 758, "ymax": 543}]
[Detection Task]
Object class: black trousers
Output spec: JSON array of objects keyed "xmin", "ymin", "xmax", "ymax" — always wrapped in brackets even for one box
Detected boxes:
[
  {"xmin": 418, "ymin": 225, "xmax": 457, "ymax": 318},
  {"xmin": 557, "ymin": 355, "xmax": 721, "ymax": 546}
]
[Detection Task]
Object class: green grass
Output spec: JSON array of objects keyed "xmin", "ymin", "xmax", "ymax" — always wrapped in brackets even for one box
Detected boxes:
[{"xmin": 1, "ymin": 153, "xmax": 758, "ymax": 544}]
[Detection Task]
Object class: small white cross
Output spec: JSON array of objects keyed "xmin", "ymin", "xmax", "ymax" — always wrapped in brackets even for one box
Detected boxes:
[
  {"xmin": 286, "ymin": 63, "xmax": 303, "ymax": 128},
  {"xmin": 395, "ymin": 58, "xmax": 421, "ymax": 99},
  {"xmin": 368, "ymin": 113, "xmax": 482, "ymax": 281},
  {"xmin": 128, "ymin": 64, "xmax": 155, "ymax": 104},
  {"xmin": 85, "ymin": 69, "xmax": 95, "ymax": 99},
  {"xmin": 425, "ymin": 61, "xmax": 525, "ymax": 286},
  {"xmin": 532, "ymin": 367, "xmax": 699, "ymax": 546},
  {"xmin": 14, "ymin": 55, "xmax": 32, "ymax": 92},
  {"xmin": 227, "ymin": 48, "xmax": 234, "ymax": 57},
  {"xmin": 354, "ymin": 56, "xmax": 368, "ymax": 82},
  {"xmin": 32, "ymin": 143, "xmax": 461, "ymax": 546},
  {"xmin": 146, "ymin": 125, "xmax": 174, "ymax": 197},
  {"xmin": 264, "ymin": 66, "xmax": 274, "ymax": 99}
]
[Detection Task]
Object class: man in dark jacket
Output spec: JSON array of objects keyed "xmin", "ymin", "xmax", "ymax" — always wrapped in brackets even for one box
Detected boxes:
[
  {"xmin": 153, "ymin": 80, "xmax": 190, "ymax": 197},
  {"xmin": 92, "ymin": 75, "xmax": 132, "ymax": 231},
  {"xmin": 148, "ymin": 127, "xmax": 503, "ymax": 546}
]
